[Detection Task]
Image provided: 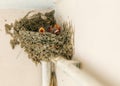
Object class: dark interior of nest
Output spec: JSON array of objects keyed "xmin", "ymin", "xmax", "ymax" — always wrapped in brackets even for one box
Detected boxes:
[{"xmin": 5, "ymin": 10, "xmax": 73, "ymax": 64}]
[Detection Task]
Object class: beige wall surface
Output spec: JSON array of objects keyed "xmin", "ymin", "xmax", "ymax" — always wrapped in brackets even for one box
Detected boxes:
[
  {"xmin": 1, "ymin": 0, "xmax": 120, "ymax": 86},
  {"xmin": 55, "ymin": 0, "xmax": 120, "ymax": 86},
  {"xmin": 0, "ymin": 10, "xmax": 41, "ymax": 86}
]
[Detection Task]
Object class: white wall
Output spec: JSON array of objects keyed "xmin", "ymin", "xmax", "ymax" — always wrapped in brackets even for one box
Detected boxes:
[{"xmin": 55, "ymin": 0, "xmax": 120, "ymax": 86}]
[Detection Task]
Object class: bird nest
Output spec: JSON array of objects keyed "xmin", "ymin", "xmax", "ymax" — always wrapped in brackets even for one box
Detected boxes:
[{"xmin": 5, "ymin": 10, "xmax": 73, "ymax": 64}]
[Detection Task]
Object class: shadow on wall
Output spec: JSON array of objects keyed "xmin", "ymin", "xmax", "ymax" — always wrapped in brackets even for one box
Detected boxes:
[
  {"xmin": 0, "ymin": 0, "xmax": 54, "ymax": 9},
  {"xmin": 74, "ymin": 54, "xmax": 109, "ymax": 86}
]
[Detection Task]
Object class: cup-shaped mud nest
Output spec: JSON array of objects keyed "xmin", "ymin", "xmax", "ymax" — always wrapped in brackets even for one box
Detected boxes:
[{"xmin": 5, "ymin": 10, "xmax": 73, "ymax": 64}]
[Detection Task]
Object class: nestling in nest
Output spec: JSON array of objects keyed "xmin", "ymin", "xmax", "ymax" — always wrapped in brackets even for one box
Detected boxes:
[{"xmin": 5, "ymin": 10, "xmax": 73, "ymax": 64}]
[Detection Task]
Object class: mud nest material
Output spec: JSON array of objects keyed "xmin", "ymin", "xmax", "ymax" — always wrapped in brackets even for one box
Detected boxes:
[{"xmin": 5, "ymin": 10, "xmax": 73, "ymax": 64}]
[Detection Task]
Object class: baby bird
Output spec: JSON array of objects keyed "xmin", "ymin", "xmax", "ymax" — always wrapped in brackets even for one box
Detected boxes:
[
  {"xmin": 39, "ymin": 24, "xmax": 61, "ymax": 35},
  {"xmin": 39, "ymin": 27, "xmax": 45, "ymax": 33},
  {"xmin": 45, "ymin": 24, "xmax": 61, "ymax": 35},
  {"xmin": 53, "ymin": 24, "xmax": 61, "ymax": 34}
]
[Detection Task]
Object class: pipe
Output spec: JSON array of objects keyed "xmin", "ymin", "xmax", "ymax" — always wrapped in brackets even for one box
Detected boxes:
[
  {"xmin": 41, "ymin": 61, "xmax": 51, "ymax": 86},
  {"xmin": 51, "ymin": 57, "xmax": 104, "ymax": 86}
]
